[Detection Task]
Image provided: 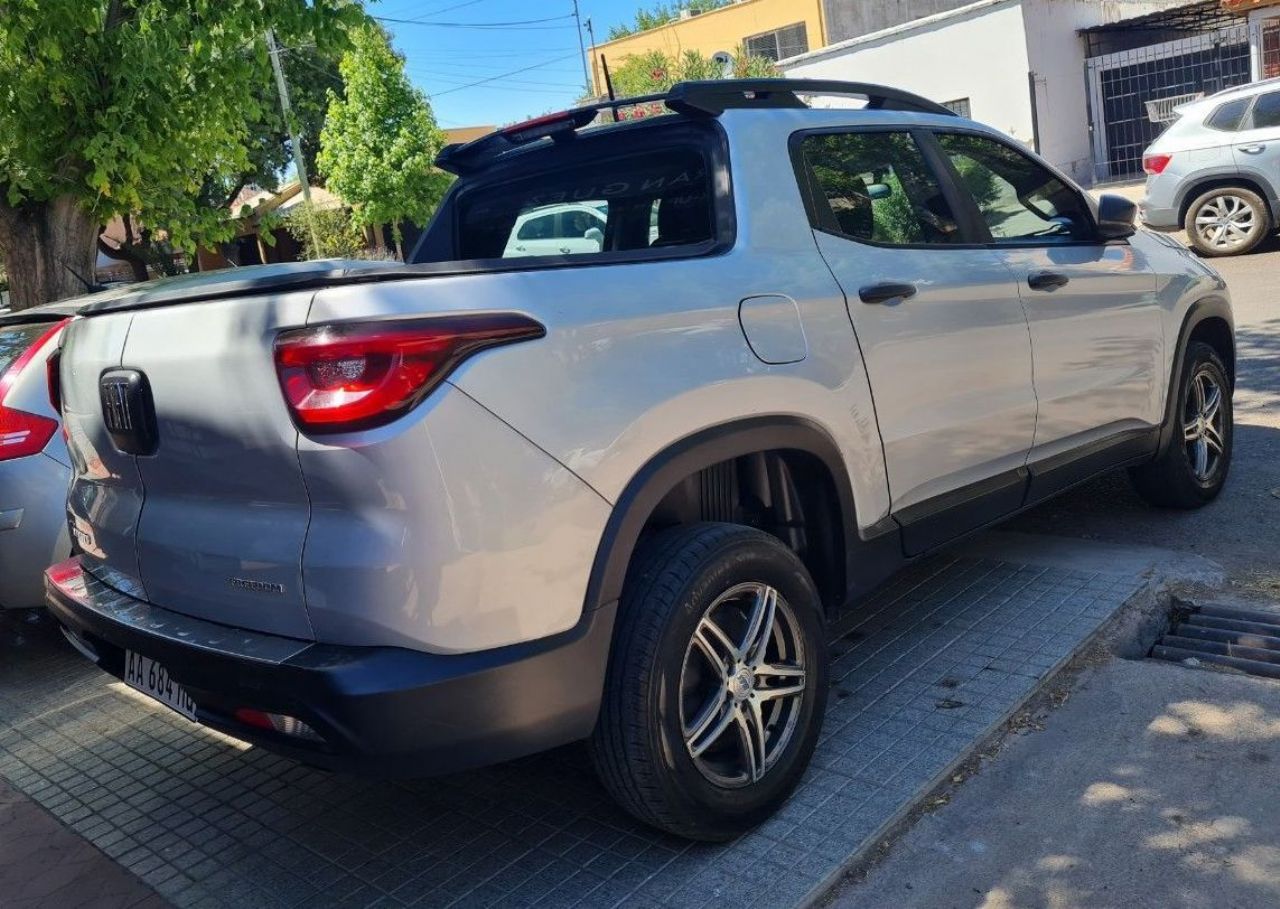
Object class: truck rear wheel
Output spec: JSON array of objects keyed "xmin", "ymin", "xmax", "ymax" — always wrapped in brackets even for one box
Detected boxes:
[{"xmin": 589, "ymin": 523, "xmax": 828, "ymax": 841}]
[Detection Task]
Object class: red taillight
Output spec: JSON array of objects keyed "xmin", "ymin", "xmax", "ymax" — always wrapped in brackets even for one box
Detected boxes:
[
  {"xmin": 273, "ymin": 314, "xmax": 545, "ymax": 433},
  {"xmin": 0, "ymin": 318, "xmax": 67, "ymax": 461},
  {"xmin": 46, "ymin": 348, "xmax": 63, "ymax": 413},
  {"xmin": 0, "ymin": 405, "xmax": 58, "ymax": 460},
  {"xmin": 1143, "ymin": 153, "xmax": 1172, "ymax": 175}
]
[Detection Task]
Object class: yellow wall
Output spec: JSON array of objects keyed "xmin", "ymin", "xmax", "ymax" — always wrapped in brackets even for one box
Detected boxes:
[{"xmin": 591, "ymin": 0, "xmax": 828, "ymax": 94}]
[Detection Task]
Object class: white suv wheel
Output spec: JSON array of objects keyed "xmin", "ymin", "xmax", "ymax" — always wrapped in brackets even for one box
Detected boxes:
[{"xmin": 1185, "ymin": 187, "xmax": 1269, "ymax": 257}]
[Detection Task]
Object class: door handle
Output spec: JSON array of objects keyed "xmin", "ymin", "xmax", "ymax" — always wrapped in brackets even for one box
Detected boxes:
[
  {"xmin": 1240, "ymin": 144, "xmax": 1266, "ymax": 154},
  {"xmin": 859, "ymin": 282, "xmax": 917, "ymax": 305},
  {"xmin": 1027, "ymin": 271, "xmax": 1070, "ymax": 292}
]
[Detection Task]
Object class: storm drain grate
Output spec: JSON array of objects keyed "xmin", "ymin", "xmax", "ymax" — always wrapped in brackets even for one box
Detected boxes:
[{"xmin": 1152, "ymin": 604, "xmax": 1280, "ymax": 680}]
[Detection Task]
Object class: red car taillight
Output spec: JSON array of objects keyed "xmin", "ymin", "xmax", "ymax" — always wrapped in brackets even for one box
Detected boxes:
[
  {"xmin": 1143, "ymin": 153, "xmax": 1172, "ymax": 175},
  {"xmin": 273, "ymin": 314, "xmax": 545, "ymax": 433},
  {"xmin": 0, "ymin": 318, "xmax": 67, "ymax": 461},
  {"xmin": 46, "ymin": 347, "xmax": 63, "ymax": 413},
  {"xmin": 0, "ymin": 406, "xmax": 58, "ymax": 461}
]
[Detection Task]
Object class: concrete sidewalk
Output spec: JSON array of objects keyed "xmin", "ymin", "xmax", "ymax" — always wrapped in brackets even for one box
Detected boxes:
[
  {"xmin": 0, "ymin": 777, "xmax": 162, "ymax": 909},
  {"xmin": 827, "ymin": 657, "xmax": 1280, "ymax": 909}
]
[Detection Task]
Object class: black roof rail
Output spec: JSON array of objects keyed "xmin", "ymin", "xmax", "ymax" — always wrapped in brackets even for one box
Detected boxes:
[
  {"xmin": 666, "ymin": 79, "xmax": 957, "ymax": 117},
  {"xmin": 435, "ymin": 79, "xmax": 954, "ymax": 176}
]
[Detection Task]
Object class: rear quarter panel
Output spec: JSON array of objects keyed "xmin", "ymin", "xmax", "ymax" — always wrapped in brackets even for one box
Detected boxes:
[{"xmin": 309, "ymin": 109, "xmax": 890, "ymax": 536}]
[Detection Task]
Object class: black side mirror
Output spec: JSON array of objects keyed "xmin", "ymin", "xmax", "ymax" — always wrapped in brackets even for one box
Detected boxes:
[{"xmin": 1097, "ymin": 193, "xmax": 1137, "ymax": 240}]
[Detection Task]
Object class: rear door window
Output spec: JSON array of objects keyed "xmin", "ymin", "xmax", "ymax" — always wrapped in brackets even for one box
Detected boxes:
[
  {"xmin": 797, "ymin": 131, "xmax": 965, "ymax": 246},
  {"xmin": 0, "ymin": 323, "xmax": 48, "ymax": 376},
  {"xmin": 457, "ymin": 146, "xmax": 714, "ymax": 260}
]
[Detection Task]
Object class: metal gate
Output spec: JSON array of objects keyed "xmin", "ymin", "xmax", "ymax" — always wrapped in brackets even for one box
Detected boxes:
[{"xmin": 1087, "ymin": 25, "xmax": 1252, "ymax": 182}]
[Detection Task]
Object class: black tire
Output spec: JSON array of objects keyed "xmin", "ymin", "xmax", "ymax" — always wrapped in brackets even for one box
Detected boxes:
[
  {"xmin": 1130, "ymin": 341, "xmax": 1232, "ymax": 509},
  {"xmin": 1183, "ymin": 186, "xmax": 1270, "ymax": 257},
  {"xmin": 589, "ymin": 522, "xmax": 828, "ymax": 841}
]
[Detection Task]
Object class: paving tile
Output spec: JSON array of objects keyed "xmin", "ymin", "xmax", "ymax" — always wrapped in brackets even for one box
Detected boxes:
[{"xmin": 0, "ymin": 557, "xmax": 1142, "ymax": 909}]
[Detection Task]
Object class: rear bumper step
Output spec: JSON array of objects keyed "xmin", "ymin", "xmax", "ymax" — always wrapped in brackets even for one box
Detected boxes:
[{"xmin": 45, "ymin": 557, "xmax": 615, "ymax": 776}]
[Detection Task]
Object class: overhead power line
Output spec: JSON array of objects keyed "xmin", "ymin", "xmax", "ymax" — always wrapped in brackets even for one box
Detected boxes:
[
  {"xmin": 406, "ymin": 0, "xmax": 488, "ymax": 21},
  {"xmin": 373, "ymin": 14, "xmax": 575, "ymax": 30},
  {"xmin": 425, "ymin": 51, "xmax": 583, "ymax": 98}
]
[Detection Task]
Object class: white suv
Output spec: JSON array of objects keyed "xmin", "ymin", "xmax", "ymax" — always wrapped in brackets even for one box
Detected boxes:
[
  {"xmin": 1142, "ymin": 78, "xmax": 1280, "ymax": 256},
  {"xmin": 47, "ymin": 80, "xmax": 1234, "ymax": 841}
]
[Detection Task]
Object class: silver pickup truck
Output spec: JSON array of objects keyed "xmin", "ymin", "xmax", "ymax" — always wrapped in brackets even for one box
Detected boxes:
[{"xmin": 45, "ymin": 80, "xmax": 1233, "ymax": 841}]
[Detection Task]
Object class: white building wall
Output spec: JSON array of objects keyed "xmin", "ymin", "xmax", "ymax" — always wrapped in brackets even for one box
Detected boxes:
[
  {"xmin": 782, "ymin": 0, "xmax": 1193, "ymax": 185},
  {"xmin": 781, "ymin": 1, "xmax": 1036, "ymax": 144},
  {"xmin": 1022, "ymin": 0, "xmax": 1190, "ymax": 183}
]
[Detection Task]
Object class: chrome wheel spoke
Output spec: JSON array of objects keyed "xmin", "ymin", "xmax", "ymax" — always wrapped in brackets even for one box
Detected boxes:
[
  {"xmin": 1204, "ymin": 422, "xmax": 1225, "ymax": 455},
  {"xmin": 685, "ymin": 690, "xmax": 735, "ymax": 757},
  {"xmin": 1202, "ymin": 383, "xmax": 1222, "ymax": 422},
  {"xmin": 741, "ymin": 584, "xmax": 778, "ymax": 666},
  {"xmin": 755, "ymin": 661, "xmax": 805, "ymax": 680},
  {"xmin": 756, "ymin": 681, "xmax": 806, "ymax": 703},
  {"xmin": 1193, "ymin": 437, "xmax": 1209, "ymax": 478},
  {"xmin": 1183, "ymin": 419, "xmax": 1201, "ymax": 442},
  {"xmin": 734, "ymin": 702, "xmax": 767, "ymax": 782},
  {"xmin": 695, "ymin": 615, "xmax": 741, "ymax": 673}
]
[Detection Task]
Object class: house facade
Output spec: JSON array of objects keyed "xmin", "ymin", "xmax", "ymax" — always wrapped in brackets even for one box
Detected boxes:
[{"xmin": 589, "ymin": 0, "xmax": 829, "ymax": 95}]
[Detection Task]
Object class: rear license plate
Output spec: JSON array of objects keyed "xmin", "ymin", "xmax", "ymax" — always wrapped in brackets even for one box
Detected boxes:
[{"xmin": 124, "ymin": 651, "xmax": 198, "ymax": 722}]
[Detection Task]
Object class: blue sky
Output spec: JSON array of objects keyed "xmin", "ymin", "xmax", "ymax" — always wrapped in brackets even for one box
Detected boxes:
[{"xmin": 374, "ymin": 0, "xmax": 643, "ymax": 130}]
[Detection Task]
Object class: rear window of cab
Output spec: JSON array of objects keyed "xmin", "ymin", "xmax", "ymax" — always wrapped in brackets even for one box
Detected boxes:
[{"xmin": 452, "ymin": 144, "xmax": 717, "ymax": 261}]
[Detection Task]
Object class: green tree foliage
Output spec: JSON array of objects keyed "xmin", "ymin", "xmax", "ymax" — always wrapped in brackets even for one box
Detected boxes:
[
  {"xmin": 609, "ymin": 48, "xmax": 779, "ymax": 108},
  {"xmin": 318, "ymin": 24, "xmax": 451, "ymax": 259},
  {"xmin": 280, "ymin": 202, "xmax": 367, "ymax": 261},
  {"xmin": 608, "ymin": 0, "xmax": 732, "ymax": 40},
  {"xmin": 101, "ymin": 42, "xmax": 349, "ymax": 283},
  {"xmin": 0, "ymin": 0, "xmax": 361, "ymax": 309}
]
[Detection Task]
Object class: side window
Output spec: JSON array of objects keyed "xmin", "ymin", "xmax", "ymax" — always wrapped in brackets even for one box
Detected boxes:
[
  {"xmin": 1248, "ymin": 91, "xmax": 1280, "ymax": 129},
  {"xmin": 1206, "ymin": 97, "xmax": 1251, "ymax": 132},
  {"xmin": 936, "ymin": 133, "xmax": 1094, "ymax": 243},
  {"xmin": 559, "ymin": 207, "xmax": 604, "ymax": 239},
  {"xmin": 516, "ymin": 211, "xmax": 557, "ymax": 241},
  {"xmin": 800, "ymin": 131, "xmax": 964, "ymax": 246}
]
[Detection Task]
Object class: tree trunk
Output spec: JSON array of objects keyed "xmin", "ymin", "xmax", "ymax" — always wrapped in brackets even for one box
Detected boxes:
[{"xmin": 0, "ymin": 195, "xmax": 99, "ymax": 311}]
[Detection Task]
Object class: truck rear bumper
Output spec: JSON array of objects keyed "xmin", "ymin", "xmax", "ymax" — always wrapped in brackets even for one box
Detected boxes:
[{"xmin": 45, "ymin": 556, "xmax": 615, "ymax": 776}]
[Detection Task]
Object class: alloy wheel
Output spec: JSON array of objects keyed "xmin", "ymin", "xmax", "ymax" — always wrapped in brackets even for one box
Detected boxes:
[
  {"xmin": 678, "ymin": 582, "xmax": 808, "ymax": 788},
  {"xmin": 1194, "ymin": 195, "xmax": 1257, "ymax": 252},
  {"xmin": 1183, "ymin": 368, "xmax": 1226, "ymax": 482}
]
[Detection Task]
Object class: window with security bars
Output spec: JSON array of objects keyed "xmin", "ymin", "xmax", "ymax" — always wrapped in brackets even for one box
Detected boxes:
[
  {"xmin": 1264, "ymin": 19, "xmax": 1280, "ymax": 78},
  {"xmin": 943, "ymin": 98, "xmax": 972, "ymax": 118},
  {"xmin": 743, "ymin": 22, "xmax": 808, "ymax": 61}
]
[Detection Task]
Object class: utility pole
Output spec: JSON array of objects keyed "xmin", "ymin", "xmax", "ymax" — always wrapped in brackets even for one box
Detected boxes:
[
  {"xmin": 572, "ymin": 0, "xmax": 594, "ymax": 98},
  {"xmin": 266, "ymin": 29, "xmax": 322, "ymax": 257},
  {"xmin": 583, "ymin": 16, "xmax": 602, "ymax": 100}
]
